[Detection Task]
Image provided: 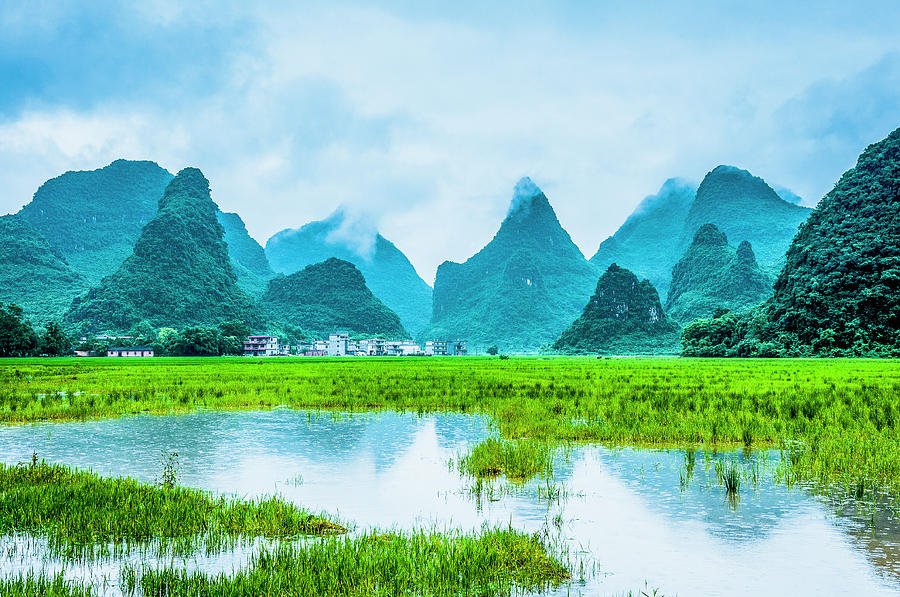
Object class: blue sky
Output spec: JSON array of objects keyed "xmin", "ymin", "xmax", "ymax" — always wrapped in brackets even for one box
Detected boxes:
[{"xmin": 2, "ymin": 1, "xmax": 899, "ymax": 282}]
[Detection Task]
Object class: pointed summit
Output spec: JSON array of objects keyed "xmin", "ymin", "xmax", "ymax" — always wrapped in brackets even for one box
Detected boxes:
[
  {"xmin": 665, "ymin": 223, "xmax": 772, "ymax": 324},
  {"xmin": 422, "ymin": 179, "xmax": 598, "ymax": 351},
  {"xmin": 691, "ymin": 223, "xmax": 729, "ymax": 247},
  {"xmin": 553, "ymin": 264, "xmax": 680, "ymax": 354},
  {"xmin": 66, "ymin": 168, "xmax": 261, "ymax": 332},
  {"xmin": 503, "ymin": 176, "xmax": 554, "ymax": 226},
  {"xmin": 590, "ymin": 177, "xmax": 698, "ymax": 300},
  {"xmin": 681, "ymin": 165, "xmax": 811, "ymax": 273},
  {"xmin": 507, "ymin": 176, "xmax": 543, "ymax": 213}
]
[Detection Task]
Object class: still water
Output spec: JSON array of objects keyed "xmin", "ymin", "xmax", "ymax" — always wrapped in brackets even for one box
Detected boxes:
[{"xmin": 1, "ymin": 409, "xmax": 898, "ymax": 596}]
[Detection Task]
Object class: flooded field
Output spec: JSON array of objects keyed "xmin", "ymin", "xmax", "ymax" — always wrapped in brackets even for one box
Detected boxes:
[{"xmin": 1, "ymin": 409, "xmax": 898, "ymax": 596}]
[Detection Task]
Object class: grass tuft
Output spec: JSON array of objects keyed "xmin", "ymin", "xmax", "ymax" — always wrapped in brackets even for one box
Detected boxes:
[
  {"xmin": 0, "ymin": 458, "xmax": 344, "ymax": 558},
  {"xmin": 122, "ymin": 527, "xmax": 570, "ymax": 597},
  {"xmin": 457, "ymin": 437, "xmax": 553, "ymax": 482}
]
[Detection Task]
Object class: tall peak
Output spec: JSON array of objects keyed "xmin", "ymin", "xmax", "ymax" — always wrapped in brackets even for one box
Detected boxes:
[
  {"xmin": 691, "ymin": 223, "xmax": 729, "ymax": 247},
  {"xmin": 506, "ymin": 177, "xmax": 548, "ymax": 219}
]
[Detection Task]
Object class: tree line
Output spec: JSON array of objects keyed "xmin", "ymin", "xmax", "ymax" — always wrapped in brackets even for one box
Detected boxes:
[{"xmin": 0, "ymin": 302, "xmax": 256, "ymax": 357}]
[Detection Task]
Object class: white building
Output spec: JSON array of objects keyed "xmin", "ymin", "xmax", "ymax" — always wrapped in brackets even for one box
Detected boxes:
[
  {"xmin": 327, "ymin": 332, "xmax": 350, "ymax": 356},
  {"xmin": 244, "ymin": 336, "xmax": 279, "ymax": 357},
  {"xmin": 359, "ymin": 338, "xmax": 386, "ymax": 356},
  {"xmin": 398, "ymin": 341, "xmax": 421, "ymax": 356},
  {"xmin": 425, "ymin": 339, "xmax": 468, "ymax": 356}
]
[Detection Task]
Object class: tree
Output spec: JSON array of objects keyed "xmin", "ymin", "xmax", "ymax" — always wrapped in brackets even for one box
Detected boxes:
[
  {"xmin": 487, "ymin": 345, "xmax": 499, "ymax": 356},
  {"xmin": 0, "ymin": 302, "xmax": 38, "ymax": 357},
  {"xmin": 218, "ymin": 320, "xmax": 250, "ymax": 355},
  {"xmin": 129, "ymin": 321, "xmax": 156, "ymax": 345},
  {"xmin": 156, "ymin": 328, "xmax": 180, "ymax": 356},
  {"xmin": 218, "ymin": 320, "xmax": 250, "ymax": 339},
  {"xmin": 172, "ymin": 326, "xmax": 222, "ymax": 356},
  {"xmin": 39, "ymin": 322, "xmax": 69, "ymax": 356}
]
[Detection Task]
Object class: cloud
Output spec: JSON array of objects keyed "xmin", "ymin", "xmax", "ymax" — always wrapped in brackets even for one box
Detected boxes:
[{"xmin": 1, "ymin": 2, "xmax": 899, "ymax": 283}]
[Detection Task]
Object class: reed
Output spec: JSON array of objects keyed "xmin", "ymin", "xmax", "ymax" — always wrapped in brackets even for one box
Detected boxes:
[
  {"xmin": 0, "ymin": 572, "xmax": 92, "ymax": 597},
  {"xmin": 456, "ymin": 437, "xmax": 553, "ymax": 482},
  {"xmin": 0, "ymin": 458, "xmax": 344, "ymax": 559},
  {"xmin": 122, "ymin": 527, "xmax": 570, "ymax": 597}
]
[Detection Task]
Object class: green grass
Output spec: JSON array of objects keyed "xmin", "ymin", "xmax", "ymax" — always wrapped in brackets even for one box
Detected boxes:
[
  {"xmin": 122, "ymin": 527, "xmax": 570, "ymax": 597},
  {"xmin": 2, "ymin": 356, "xmax": 900, "ymax": 494},
  {"xmin": 456, "ymin": 438, "xmax": 553, "ymax": 482},
  {"xmin": 0, "ymin": 458, "xmax": 344, "ymax": 558},
  {"xmin": 0, "ymin": 573, "xmax": 92, "ymax": 597}
]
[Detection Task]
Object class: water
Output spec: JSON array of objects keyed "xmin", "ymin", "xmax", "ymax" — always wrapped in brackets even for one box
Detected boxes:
[{"xmin": 1, "ymin": 409, "xmax": 899, "ymax": 596}]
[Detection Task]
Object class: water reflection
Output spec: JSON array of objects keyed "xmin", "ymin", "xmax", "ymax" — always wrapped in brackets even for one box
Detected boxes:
[{"xmin": 0, "ymin": 410, "xmax": 897, "ymax": 596}]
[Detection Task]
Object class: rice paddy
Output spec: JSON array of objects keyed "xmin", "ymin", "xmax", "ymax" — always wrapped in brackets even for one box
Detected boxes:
[
  {"xmin": 2, "ymin": 356, "xmax": 899, "ymax": 495},
  {"xmin": 455, "ymin": 438, "xmax": 554, "ymax": 483},
  {"xmin": 2, "ymin": 356, "xmax": 900, "ymax": 595}
]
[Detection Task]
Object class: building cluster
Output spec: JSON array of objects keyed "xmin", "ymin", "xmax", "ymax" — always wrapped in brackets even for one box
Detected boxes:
[{"xmin": 243, "ymin": 333, "xmax": 468, "ymax": 357}]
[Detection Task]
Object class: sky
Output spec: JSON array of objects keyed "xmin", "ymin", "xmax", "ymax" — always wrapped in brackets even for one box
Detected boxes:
[{"xmin": 2, "ymin": 1, "xmax": 899, "ymax": 283}]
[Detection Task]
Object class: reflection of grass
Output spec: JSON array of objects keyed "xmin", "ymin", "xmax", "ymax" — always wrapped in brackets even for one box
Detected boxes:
[
  {"xmin": 122, "ymin": 527, "xmax": 570, "ymax": 597},
  {"xmin": 457, "ymin": 438, "xmax": 552, "ymax": 482},
  {"xmin": 3, "ymin": 356, "xmax": 900, "ymax": 496},
  {"xmin": 0, "ymin": 458, "xmax": 344, "ymax": 559}
]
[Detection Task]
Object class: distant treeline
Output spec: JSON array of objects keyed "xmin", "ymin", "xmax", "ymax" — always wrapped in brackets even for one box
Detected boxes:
[{"xmin": 0, "ymin": 303, "xmax": 274, "ymax": 357}]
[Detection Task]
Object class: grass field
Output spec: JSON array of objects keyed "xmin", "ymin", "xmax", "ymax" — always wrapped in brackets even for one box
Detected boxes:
[
  {"xmin": 0, "ymin": 458, "xmax": 344, "ymax": 558},
  {"xmin": 2, "ymin": 355, "xmax": 899, "ymax": 493},
  {"xmin": 122, "ymin": 527, "xmax": 570, "ymax": 597}
]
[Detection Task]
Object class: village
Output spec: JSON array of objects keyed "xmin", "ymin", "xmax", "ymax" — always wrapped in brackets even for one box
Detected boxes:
[{"xmin": 242, "ymin": 334, "xmax": 468, "ymax": 357}]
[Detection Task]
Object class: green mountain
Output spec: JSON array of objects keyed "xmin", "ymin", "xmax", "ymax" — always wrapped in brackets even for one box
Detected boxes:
[
  {"xmin": 760, "ymin": 126, "xmax": 900, "ymax": 355},
  {"xmin": 682, "ymin": 165, "xmax": 812, "ymax": 274},
  {"xmin": 590, "ymin": 178, "xmax": 697, "ymax": 300},
  {"xmin": 423, "ymin": 177, "xmax": 599, "ymax": 352},
  {"xmin": 0, "ymin": 215, "xmax": 87, "ymax": 323},
  {"xmin": 665, "ymin": 224, "xmax": 772, "ymax": 324},
  {"xmin": 265, "ymin": 210, "xmax": 432, "ymax": 336},
  {"xmin": 262, "ymin": 258, "xmax": 409, "ymax": 339},
  {"xmin": 682, "ymin": 127, "xmax": 900, "ymax": 357},
  {"xmin": 553, "ymin": 264, "xmax": 680, "ymax": 354},
  {"xmin": 66, "ymin": 168, "xmax": 261, "ymax": 332},
  {"xmin": 216, "ymin": 211, "xmax": 274, "ymax": 297},
  {"xmin": 17, "ymin": 159, "xmax": 174, "ymax": 284}
]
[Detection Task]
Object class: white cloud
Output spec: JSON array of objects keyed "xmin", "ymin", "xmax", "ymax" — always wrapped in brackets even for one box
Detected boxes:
[{"xmin": 1, "ymin": 2, "xmax": 899, "ymax": 284}]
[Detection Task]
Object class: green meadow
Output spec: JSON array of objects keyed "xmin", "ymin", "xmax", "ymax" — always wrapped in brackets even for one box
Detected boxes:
[
  {"xmin": 2, "ymin": 356, "xmax": 900, "ymax": 594},
  {"xmin": 2, "ymin": 356, "xmax": 899, "ymax": 493}
]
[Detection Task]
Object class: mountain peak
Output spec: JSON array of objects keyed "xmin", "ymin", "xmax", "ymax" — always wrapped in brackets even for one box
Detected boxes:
[
  {"xmin": 514, "ymin": 176, "xmax": 542, "ymax": 199},
  {"xmin": 506, "ymin": 177, "xmax": 548, "ymax": 219},
  {"xmin": 553, "ymin": 263, "xmax": 680, "ymax": 354},
  {"xmin": 736, "ymin": 240, "xmax": 757, "ymax": 265},
  {"xmin": 262, "ymin": 257, "xmax": 409, "ymax": 339},
  {"xmin": 691, "ymin": 223, "xmax": 729, "ymax": 247}
]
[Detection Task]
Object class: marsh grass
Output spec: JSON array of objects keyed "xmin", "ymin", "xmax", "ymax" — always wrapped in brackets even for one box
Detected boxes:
[
  {"xmin": 3, "ymin": 356, "xmax": 900, "ymax": 496},
  {"xmin": 456, "ymin": 437, "xmax": 553, "ymax": 483},
  {"xmin": 0, "ymin": 572, "xmax": 91, "ymax": 597},
  {"xmin": 0, "ymin": 459, "xmax": 344, "ymax": 559},
  {"xmin": 718, "ymin": 461, "xmax": 742, "ymax": 496},
  {"xmin": 121, "ymin": 527, "xmax": 570, "ymax": 597}
]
